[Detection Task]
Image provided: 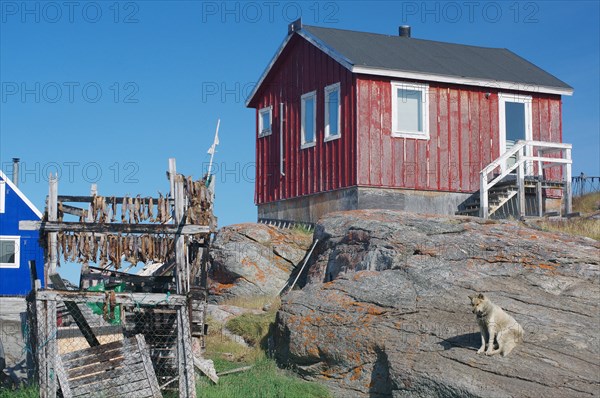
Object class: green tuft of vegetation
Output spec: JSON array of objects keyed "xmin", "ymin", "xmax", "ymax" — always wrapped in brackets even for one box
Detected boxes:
[
  {"xmin": 291, "ymin": 224, "xmax": 314, "ymax": 236},
  {"xmin": 0, "ymin": 385, "xmax": 38, "ymax": 398},
  {"xmin": 225, "ymin": 311, "xmax": 276, "ymax": 347},
  {"xmin": 196, "ymin": 356, "xmax": 330, "ymax": 398}
]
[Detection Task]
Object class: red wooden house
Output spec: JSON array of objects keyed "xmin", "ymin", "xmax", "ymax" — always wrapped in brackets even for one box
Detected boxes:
[{"xmin": 246, "ymin": 20, "xmax": 573, "ymax": 223}]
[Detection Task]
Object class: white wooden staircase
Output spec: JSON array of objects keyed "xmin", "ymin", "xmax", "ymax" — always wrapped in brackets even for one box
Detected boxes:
[{"xmin": 456, "ymin": 140, "xmax": 573, "ymax": 219}]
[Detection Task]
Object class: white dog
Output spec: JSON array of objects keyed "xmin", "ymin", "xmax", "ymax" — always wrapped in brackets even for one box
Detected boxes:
[{"xmin": 468, "ymin": 293, "xmax": 524, "ymax": 357}]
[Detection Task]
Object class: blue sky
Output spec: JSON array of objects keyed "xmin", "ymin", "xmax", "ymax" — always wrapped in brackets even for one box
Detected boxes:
[{"xmin": 1, "ymin": 0, "xmax": 599, "ymax": 232}]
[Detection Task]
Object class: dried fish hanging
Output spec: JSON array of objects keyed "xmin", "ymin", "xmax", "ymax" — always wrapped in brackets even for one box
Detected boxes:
[{"xmin": 58, "ymin": 232, "xmax": 176, "ymax": 269}]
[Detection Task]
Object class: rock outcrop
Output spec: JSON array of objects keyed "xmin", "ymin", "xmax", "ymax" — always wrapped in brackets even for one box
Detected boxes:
[
  {"xmin": 273, "ymin": 210, "xmax": 600, "ymax": 397},
  {"xmin": 208, "ymin": 223, "xmax": 312, "ymax": 302}
]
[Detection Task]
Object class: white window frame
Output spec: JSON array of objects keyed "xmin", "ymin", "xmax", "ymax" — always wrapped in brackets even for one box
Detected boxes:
[
  {"xmin": 0, "ymin": 181, "xmax": 5, "ymax": 213},
  {"xmin": 258, "ymin": 106, "xmax": 273, "ymax": 137},
  {"xmin": 301, "ymin": 90, "xmax": 317, "ymax": 149},
  {"xmin": 391, "ymin": 82, "xmax": 430, "ymax": 140},
  {"xmin": 0, "ymin": 236, "xmax": 20, "ymax": 268},
  {"xmin": 324, "ymin": 83, "xmax": 341, "ymax": 142}
]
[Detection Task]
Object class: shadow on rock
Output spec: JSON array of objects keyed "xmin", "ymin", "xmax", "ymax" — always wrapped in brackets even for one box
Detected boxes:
[
  {"xmin": 369, "ymin": 346, "xmax": 393, "ymax": 397},
  {"xmin": 439, "ymin": 332, "xmax": 481, "ymax": 351}
]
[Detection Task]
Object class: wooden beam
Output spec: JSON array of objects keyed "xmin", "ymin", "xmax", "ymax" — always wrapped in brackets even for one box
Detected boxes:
[
  {"xmin": 58, "ymin": 195, "xmax": 163, "ymax": 204},
  {"xmin": 60, "ymin": 203, "xmax": 87, "ymax": 218},
  {"xmin": 46, "ymin": 300, "xmax": 58, "ymax": 398},
  {"xmin": 36, "ymin": 289, "xmax": 187, "ymax": 306},
  {"xmin": 19, "ymin": 220, "xmax": 210, "ymax": 235},
  {"xmin": 48, "ymin": 175, "xmax": 58, "ymax": 277},
  {"xmin": 49, "ymin": 274, "xmax": 100, "ymax": 348}
]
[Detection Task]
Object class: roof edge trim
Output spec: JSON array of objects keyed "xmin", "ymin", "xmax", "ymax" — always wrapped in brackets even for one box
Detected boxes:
[
  {"xmin": 352, "ymin": 66, "xmax": 574, "ymax": 96},
  {"xmin": 0, "ymin": 170, "xmax": 43, "ymax": 219}
]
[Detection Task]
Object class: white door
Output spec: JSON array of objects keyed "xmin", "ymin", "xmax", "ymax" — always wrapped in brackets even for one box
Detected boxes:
[{"xmin": 498, "ymin": 93, "xmax": 532, "ymax": 174}]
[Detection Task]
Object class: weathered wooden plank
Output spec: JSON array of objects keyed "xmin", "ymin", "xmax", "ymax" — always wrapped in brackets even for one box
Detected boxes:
[
  {"xmin": 438, "ymin": 87, "xmax": 450, "ymax": 190},
  {"xmin": 459, "ymin": 90, "xmax": 471, "ymax": 191},
  {"xmin": 194, "ymin": 356, "xmax": 218, "ymax": 384},
  {"xmin": 56, "ymin": 355, "xmax": 73, "ymax": 398},
  {"xmin": 449, "ymin": 89, "xmax": 460, "ymax": 191},
  {"xmin": 177, "ymin": 306, "xmax": 196, "ymax": 398},
  {"xmin": 62, "ymin": 340, "xmax": 124, "ymax": 362},
  {"xmin": 19, "ymin": 220, "xmax": 210, "ymax": 235},
  {"xmin": 37, "ymin": 290, "xmax": 186, "ymax": 307},
  {"xmin": 49, "ymin": 176, "xmax": 58, "ymax": 277},
  {"xmin": 60, "ymin": 203, "xmax": 87, "ymax": 218},
  {"xmin": 71, "ymin": 373, "xmax": 149, "ymax": 397},
  {"xmin": 47, "ymin": 300, "xmax": 58, "ymax": 398},
  {"xmin": 59, "ymin": 195, "xmax": 162, "ymax": 204},
  {"xmin": 136, "ymin": 334, "xmax": 162, "ymax": 398},
  {"xmin": 111, "ymin": 387, "xmax": 157, "ymax": 398},
  {"xmin": 69, "ymin": 363, "xmax": 146, "ymax": 388},
  {"xmin": 36, "ymin": 298, "xmax": 48, "ymax": 398},
  {"xmin": 68, "ymin": 355, "xmax": 128, "ymax": 379}
]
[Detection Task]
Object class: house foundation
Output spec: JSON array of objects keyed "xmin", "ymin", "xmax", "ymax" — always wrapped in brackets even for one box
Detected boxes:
[{"xmin": 258, "ymin": 187, "xmax": 473, "ymax": 223}]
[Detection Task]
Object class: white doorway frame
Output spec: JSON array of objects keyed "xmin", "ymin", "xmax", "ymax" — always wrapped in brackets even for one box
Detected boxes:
[{"xmin": 498, "ymin": 93, "xmax": 533, "ymax": 174}]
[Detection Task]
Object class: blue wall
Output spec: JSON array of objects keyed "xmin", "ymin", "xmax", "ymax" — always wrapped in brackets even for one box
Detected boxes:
[{"xmin": 0, "ymin": 177, "xmax": 45, "ymax": 296}]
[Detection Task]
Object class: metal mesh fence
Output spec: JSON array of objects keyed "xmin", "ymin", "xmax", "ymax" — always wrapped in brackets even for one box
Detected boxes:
[{"xmin": 28, "ymin": 291, "xmax": 198, "ymax": 398}]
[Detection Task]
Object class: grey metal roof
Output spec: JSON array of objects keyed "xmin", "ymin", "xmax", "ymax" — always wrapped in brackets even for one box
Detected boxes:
[{"xmin": 303, "ymin": 25, "xmax": 572, "ymax": 92}]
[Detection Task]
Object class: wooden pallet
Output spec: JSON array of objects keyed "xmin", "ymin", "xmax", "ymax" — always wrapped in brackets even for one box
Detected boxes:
[{"xmin": 56, "ymin": 334, "xmax": 162, "ymax": 398}]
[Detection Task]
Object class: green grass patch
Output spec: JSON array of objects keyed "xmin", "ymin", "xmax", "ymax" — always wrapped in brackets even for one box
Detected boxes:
[
  {"xmin": 196, "ymin": 356, "xmax": 330, "ymax": 398},
  {"xmin": 0, "ymin": 385, "xmax": 38, "ymax": 398},
  {"xmin": 225, "ymin": 311, "xmax": 276, "ymax": 347},
  {"xmin": 573, "ymin": 192, "xmax": 600, "ymax": 214},
  {"xmin": 291, "ymin": 224, "xmax": 314, "ymax": 236},
  {"xmin": 538, "ymin": 218, "xmax": 600, "ymax": 240}
]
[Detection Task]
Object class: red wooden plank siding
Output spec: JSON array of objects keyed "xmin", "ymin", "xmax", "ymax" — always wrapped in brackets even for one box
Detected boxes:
[
  {"xmin": 252, "ymin": 36, "xmax": 357, "ymax": 205},
  {"xmin": 449, "ymin": 89, "xmax": 460, "ymax": 191},
  {"xmin": 459, "ymin": 91, "xmax": 471, "ymax": 191},
  {"xmin": 252, "ymin": 35, "xmax": 565, "ymax": 204}
]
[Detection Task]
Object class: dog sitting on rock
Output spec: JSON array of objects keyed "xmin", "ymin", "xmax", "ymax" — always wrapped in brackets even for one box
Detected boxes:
[{"xmin": 468, "ymin": 293, "xmax": 524, "ymax": 357}]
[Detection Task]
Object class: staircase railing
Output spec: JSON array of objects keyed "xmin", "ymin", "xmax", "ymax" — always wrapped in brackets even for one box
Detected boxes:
[{"xmin": 480, "ymin": 140, "xmax": 572, "ymax": 219}]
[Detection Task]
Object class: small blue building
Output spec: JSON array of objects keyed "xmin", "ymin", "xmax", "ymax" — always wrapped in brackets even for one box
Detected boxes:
[{"xmin": 0, "ymin": 171, "xmax": 45, "ymax": 296}]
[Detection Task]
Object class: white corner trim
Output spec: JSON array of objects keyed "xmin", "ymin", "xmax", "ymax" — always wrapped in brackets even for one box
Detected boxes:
[
  {"xmin": 0, "ymin": 181, "xmax": 5, "ymax": 213},
  {"xmin": 0, "ymin": 170, "xmax": 43, "ymax": 219}
]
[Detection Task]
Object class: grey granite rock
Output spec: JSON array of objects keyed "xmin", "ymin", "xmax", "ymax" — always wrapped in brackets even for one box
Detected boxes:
[
  {"xmin": 274, "ymin": 210, "xmax": 600, "ymax": 397},
  {"xmin": 208, "ymin": 223, "xmax": 312, "ymax": 302}
]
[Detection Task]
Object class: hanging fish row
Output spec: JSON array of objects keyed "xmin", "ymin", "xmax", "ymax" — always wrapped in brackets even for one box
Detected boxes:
[
  {"xmin": 80, "ymin": 194, "xmax": 173, "ymax": 224},
  {"xmin": 57, "ymin": 232, "xmax": 175, "ymax": 269}
]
